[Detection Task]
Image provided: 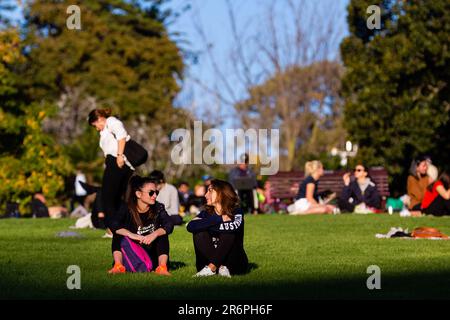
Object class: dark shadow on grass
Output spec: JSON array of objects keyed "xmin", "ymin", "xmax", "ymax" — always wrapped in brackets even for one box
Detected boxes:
[
  {"xmin": 2, "ymin": 269, "xmax": 450, "ymax": 299},
  {"xmin": 244, "ymin": 263, "xmax": 258, "ymax": 274},
  {"xmin": 168, "ymin": 261, "xmax": 186, "ymax": 271}
]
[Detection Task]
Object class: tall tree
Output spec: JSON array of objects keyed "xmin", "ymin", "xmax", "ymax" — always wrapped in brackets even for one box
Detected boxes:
[
  {"xmin": 189, "ymin": 0, "xmax": 346, "ymax": 171},
  {"xmin": 236, "ymin": 61, "xmax": 344, "ymax": 171},
  {"xmin": 341, "ymin": 0, "xmax": 450, "ymax": 192},
  {"xmin": 23, "ymin": 0, "xmax": 191, "ymax": 178},
  {"xmin": 24, "ymin": 0, "xmax": 183, "ymax": 117},
  {"xmin": 0, "ymin": 28, "xmax": 72, "ymax": 213}
]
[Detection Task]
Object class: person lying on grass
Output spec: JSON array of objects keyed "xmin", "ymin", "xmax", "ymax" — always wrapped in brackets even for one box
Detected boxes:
[
  {"xmin": 108, "ymin": 175, "xmax": 174, "ymax": 275},
  {"xmin": 187, "ymin": 179, "xmax": 248, "ymax": 278}
]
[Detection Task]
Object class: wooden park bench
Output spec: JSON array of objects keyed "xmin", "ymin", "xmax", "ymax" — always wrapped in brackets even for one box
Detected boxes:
[{"xmin": 267, "ymin": 167, "xmax": 390, "ymax": 209}]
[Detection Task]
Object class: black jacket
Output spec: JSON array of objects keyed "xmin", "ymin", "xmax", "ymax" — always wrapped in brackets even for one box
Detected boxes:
[
  {"xmin": 340, "ymin": 179, "xmax": 381, "ymax": 209},
  {"xmin": 109, "ymin": 201, "xmax": 174, "ymax": 236}
]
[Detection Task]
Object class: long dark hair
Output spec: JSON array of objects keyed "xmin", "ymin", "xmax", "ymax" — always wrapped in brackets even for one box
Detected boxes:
[
  {"xmin": 205, "ymin": 179, "xmax": 240, "ymax": 217},
  {"xmin": 439, "ymin": 172, "xmax": 450, "ymax": 190},
  {"xmin": 87, "ymin": 108, "xmax": 112, "ymax": 125},
  {"xmin": 126, "ymin": 175, "xmax": 157, "ymax": 227},
  {"xmin": 408, "ymin": 155, "xmax": 429, "ymax": 179}
]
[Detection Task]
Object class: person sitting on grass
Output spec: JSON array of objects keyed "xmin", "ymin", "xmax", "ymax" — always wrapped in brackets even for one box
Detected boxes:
[
  {"xmin": 407, "ymin": 156, "xmax": 429, "ymax": 213},
  {"xmin": 31, "ymin": 193, "xmax": 68, "ymax": 218},
  {"xmin": 287, "ymin": 160, "xmax": 336, "ymax": 215},
  {"xmin": 187, "ymin": 179, "xmax": 248, "ymax": 278},
  {"xmin": 338, "ymin": 164, "xmax": 381, "ymax": 213},
  {"xmin": 421, "ymin": 172, "xmax": 450, "ymax": 216},
  {"xmin": 108, "ymin": 175, "xmax": 174, "ymax": 275}
]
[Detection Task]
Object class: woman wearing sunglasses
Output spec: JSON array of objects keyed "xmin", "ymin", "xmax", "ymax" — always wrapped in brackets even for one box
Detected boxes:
[
  {"xmin": 108, "ymin": 175, "xmax": 174, "ymax": 275},
  {"xmin": 187, "ymin": 179, "xmax": 248, "ymax": 278},
  {"xmin": 338, "ymin": 164, "xmax": 381, "ymax": 213}
]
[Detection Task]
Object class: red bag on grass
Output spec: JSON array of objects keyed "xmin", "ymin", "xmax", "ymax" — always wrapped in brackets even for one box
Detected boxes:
[{"xmin": 411, "ymin": 227, "xmax": 449, "ymax": 239}]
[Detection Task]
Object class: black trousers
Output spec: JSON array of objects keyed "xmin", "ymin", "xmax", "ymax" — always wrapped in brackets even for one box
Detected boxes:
[
  {"xmin": 112, "ymin": 234, "xmax": 170, "ymax": 271},
  {"xmin": 237, "ymin": 190, "xmax": 255, "ymax": 213},
  {"xmin": 193, "ymin": 231, "xmax": 248, "ymax": 275},
  {"xmin": 70, "ymin": 195, "xmax": 86, "ymax": 212},
  {"xmin": 338, "ymin": 198, "xmax": 355, "ymax": 213},
  {"xmin": 102, "ymin": 155, "xmax": 132, "ymax": 228},
  {"xmin": 423, "ymin": 195, "xmax": 450, "ymax": 216}
]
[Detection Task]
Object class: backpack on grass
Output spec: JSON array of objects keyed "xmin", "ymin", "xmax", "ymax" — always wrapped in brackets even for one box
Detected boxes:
[{"xmin": 120, "ymin": 237, "xmax": 153, "ymax": 272}]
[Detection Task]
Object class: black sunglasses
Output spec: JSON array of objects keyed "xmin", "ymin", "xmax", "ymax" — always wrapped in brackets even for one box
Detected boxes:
[
  {"xmin": 354, "ymin": 168, "xmax": 365, "ymax": 172},
  {"xmin": 145, "ymin": 190, "xmax": 159, "ymax": 197}
]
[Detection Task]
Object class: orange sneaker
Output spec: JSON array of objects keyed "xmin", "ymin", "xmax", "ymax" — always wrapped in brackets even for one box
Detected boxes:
[
  {"xmin": 155, "ymin": 265, "xmax": 171, "ymax": 276},
  {"xmin": 108, "ymin": 263, "xmax": 126, "ymax": 274}
]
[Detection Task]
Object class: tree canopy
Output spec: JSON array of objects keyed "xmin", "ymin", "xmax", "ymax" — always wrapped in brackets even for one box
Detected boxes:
[{"xmin": 341, "ymin": 0, "xmax": 450, "ymax": 191}]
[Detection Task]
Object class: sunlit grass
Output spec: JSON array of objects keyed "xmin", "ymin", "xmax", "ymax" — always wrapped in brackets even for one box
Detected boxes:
[{"xmin": 1, "ymin": 214, "xmax": 450, "ymax": 299}]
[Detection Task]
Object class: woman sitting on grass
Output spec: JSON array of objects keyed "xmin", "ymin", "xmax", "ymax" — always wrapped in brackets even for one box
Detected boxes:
[
  {"xmin": 338, "ymin": 164, "xmax": 381, "ymax": 213},
  {"xmin": 108, "ymin": 175, "xmax": 174, "ymax": 275},
  {"xmin": 288, "ymin": 160, "xmax": 336, "ymax": 215},
  {"xmin": 187, "ymin": 179, "xmax": 248, "ymax": 278},
  {"xmin": 407, "ymin": 156, "xmax": 429, "ymax": 213},
  {"xmin": 421, "ymin": 172, "xmax": 450, "ymax": 216}
]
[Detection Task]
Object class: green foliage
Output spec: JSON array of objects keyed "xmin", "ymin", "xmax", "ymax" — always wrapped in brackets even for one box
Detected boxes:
[
  {"xmin": 24, "ymin": 0, "xmax": 184, "ymax": 120},
  {"xmin": 341, "ymin": 0, "xmax": 450, "ymax": 191},
  {"xmin": 0, "ymin": 28, "xmax": 73, "ymax": 213},
  {"xmin": 20, "ymin": 0, "xmax": 188, "ymax": 182}
]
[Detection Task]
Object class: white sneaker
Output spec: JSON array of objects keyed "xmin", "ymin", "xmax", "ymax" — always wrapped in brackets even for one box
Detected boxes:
[
  {"xmin": 194, "ymin": 266, "xmax": 216, "ymax": 277},
  {"xmin": 218, "ymin": 266, "xmax": 231, "ymax": 278},
  {"xmin": 102, "ymin": 232, "xmax": 113, "ymax": 239}
]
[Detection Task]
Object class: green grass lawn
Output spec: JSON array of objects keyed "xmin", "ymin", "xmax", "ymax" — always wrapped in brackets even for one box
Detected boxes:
[{"xmin": 1, "ymin": 214, "xmax": 450, "ymax": 300}]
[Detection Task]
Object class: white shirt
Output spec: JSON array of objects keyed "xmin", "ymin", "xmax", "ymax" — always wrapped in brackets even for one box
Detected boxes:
[
  {"xmin": 156, "ymin": 183, "xmax": 180, "ymax": 216},
  {"xmin": 74, "ymin": 173, "xmax": 87, "ymax": 196},
  {"xmin": 99, "ymin": 116, "xmax": 130, "ymax": 157}
]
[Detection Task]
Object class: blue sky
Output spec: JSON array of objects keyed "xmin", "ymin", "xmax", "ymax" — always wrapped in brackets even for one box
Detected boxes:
[{"xmin": 164, "ymin": 0, "xmax": 351, "ymax": 127}]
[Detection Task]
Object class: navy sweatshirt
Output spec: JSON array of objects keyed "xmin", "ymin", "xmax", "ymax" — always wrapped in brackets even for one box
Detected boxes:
[
  {"xmin": 340, "ymin": 180, "xmax": 381, "ymax": 209},
  {"xmin": 186, "ymin": 207, "xmax": 244, "ymax": 234}
]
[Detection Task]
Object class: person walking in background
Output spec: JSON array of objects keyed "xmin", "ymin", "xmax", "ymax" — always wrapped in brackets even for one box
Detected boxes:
[
  {"xmin": 88, "ymin": 108, "xmax": 134, "ymax": 237},
  {"xmin": 149, "ymin": 170, "xmax": 183, "ymax": 226},
  {"xmin": 187, "ymin": 179, "xmax": 248, "ymax": 278},
  {"xmin": 228, "ymin": 154, "xmax": 258, "ymax": 214},
  {"xmin": 407, "ymin": 156, "xmax": 429, "ymax": 213},
  {"xmin": 338, "ymin": 164, "xmax": 381, "ymax": 213},
  {"xmin": 288, "ymin": 160, "xmax": 336, "ymax": 215},
  {"xmin": 108, "ymin": 175, "xmax": 174, "ymax": 275}
]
